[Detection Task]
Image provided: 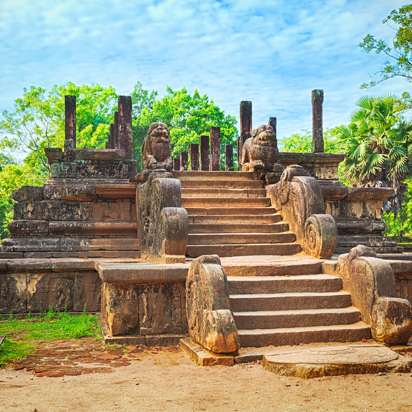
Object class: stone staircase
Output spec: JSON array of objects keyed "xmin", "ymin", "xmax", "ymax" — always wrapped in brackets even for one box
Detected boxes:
[
  {"xmin": 173, "ymin": 171, "xmax": 301, "ymax": 258},
  {"xmin": 222, "ymin": 257, "xmax": 371, "ymax": 348}
]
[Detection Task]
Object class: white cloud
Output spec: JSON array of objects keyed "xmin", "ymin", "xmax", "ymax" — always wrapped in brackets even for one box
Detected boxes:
[{"xmin": 0, "ymin": 0, "xmax": 409, "ymax": 145}]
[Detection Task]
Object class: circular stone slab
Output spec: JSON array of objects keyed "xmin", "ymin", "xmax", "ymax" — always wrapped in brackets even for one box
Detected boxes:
[{"xmin": 262, "ymin": 345, "xmax": 411, "ymax": 378}]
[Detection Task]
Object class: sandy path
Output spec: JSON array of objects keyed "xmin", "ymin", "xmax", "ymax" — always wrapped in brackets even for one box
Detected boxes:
[{"xmin": 1, "ymin": 349, "xmax": 412, "ymax": 412}]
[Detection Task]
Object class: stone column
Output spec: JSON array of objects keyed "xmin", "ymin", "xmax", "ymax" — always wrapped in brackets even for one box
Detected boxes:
[
  {"xmin": 268, "ymin": 117, "xmax": 277, "ymax": 138},
  {"xmin": 210, "ymin": 127, "xmax": 221, "ymax": 171},
  {"xmin": 312, "ymin": 89, "xmax": 324, "ymax": 153},
  {"xmin": 173, "ymin": 158, "xmax": 180, "ymax": 171},
  {"xmin": 118, "ymin": 96, "xmax": 133, "ymax": 159},
  {"xmin": 237, "ymin": 101, "xmax": 252, "ymax": 168},
  {"xmin": 190, "ymin": 143, "xmax": 199, "ymax": 171},
  {"xmin": 114, "ymin": 111, "xmax": 119, "ymax": 149},
  {"xmin": 180, "ymin": 152, "xmax": 188, "ymax": 171},
  {"xmin": 200, "ymin": 135, "xmax": 209, "ymax": 171},
  {"xmin": 225, "ymin": 145, "xmax": 234, "ymax": 171},
  {"xmin": 65, "ymin": 95, "xmax": 76, "ymax": 147},
  {"xmin": 109, "ymin": 124, "xmax": 115, "ymax": 149}
]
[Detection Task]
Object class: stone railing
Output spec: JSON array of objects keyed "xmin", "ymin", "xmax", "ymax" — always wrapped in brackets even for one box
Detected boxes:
[
  {"xmin": 138, "ymin": 170, "xmax": 188, "ymax": 263},
  {"xmin": 266, "ymin": 165, "xmax": 337, "ymax": 259}
]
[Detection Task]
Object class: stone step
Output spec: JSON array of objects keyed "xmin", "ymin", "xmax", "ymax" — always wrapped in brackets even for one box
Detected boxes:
[
  {"xmin": 229, "ymin": 291, "xmax": 352, "ymax": 312},
  {"xmin": 185, "ymin": 207, "xmax": 277, "ymax": 216},
  {"xmin": 180, "ymin": 180, "xmax": 264, "ymax": 189},
  {"xmin": 181, "ymin": 188, "xmax": 266, "ymax": 198},
  {"xmin": 188, "ymin": 214, "xmax": 282, "ymax": 224},
  {"xmin": 187, "ymin": 233, "xmax": 296, "ymax": 245},
  {"xmin": 186, "ymin": 243, "xmax": 302, "ymax": 258},
  {"xmin": 173, "ymin": 171, "xmax": 254, "ymax": 181},
  {"xmin": 188, "ymin": 222, "xmax": 289, "ymax": 234},
  {"xmin": 237, "ymin": 322, "xmax": 372, "ymax": 348},
  {"xmin": 182, "ymin": 197, "xmax": 271, "ymax": 208},
  {"xmin": 233, "ymin": 307, "xmax": 361, "ymax": 330},
  {"xmin": 221, "ymin": 256, "xmax": 323, "ymax": 277},
  {"xmin": 227, "ymin": 275, "xmax": 343, "ymax": 294}
]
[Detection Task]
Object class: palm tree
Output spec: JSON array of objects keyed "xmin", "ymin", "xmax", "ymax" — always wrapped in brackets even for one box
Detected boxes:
[{"xmin": 339, "ymin": 95, "xmax": 412, "ymax": 215}]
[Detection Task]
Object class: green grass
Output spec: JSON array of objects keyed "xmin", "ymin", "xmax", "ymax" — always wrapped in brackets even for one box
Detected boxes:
[{"xmin": 0, "ymin": 306, "xmax": 101, "ymax": 366}]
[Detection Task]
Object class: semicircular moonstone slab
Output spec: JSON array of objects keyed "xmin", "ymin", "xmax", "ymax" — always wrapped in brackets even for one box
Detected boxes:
[{"xmin": 262, "ymin": 345, "xmax": 411, "ymax": 378}]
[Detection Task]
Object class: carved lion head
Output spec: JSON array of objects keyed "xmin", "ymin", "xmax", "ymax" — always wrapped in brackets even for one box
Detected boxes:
[
  {"xmin": 251, "ymin": 125, "xmax": 276, "ymax": 147},
  {"xmin": 147, "ymin": 122, "xmax": 170, "ymax": 143}
]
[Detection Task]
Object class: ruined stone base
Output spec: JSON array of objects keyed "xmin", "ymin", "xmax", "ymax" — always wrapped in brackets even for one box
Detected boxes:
[
  {"xmin": 262, "ymin": 345, "xmax": 412, "ymax": 378},
  {"xmin": 99, "ymin": 314, "xmax": 187, "ymax": 347},
  {"xmin": 180, "ymin": 337, "xmax": 236, "ymax": 366}
]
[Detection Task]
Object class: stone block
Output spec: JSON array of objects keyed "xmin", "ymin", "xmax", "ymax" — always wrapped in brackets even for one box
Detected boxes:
[
  {"xmin": 7, "ymin": 258, "xmax": 52, "ymax": 273},
  {"xmin": 73, "ymin": 271, "xmax": 101, "ymax": 312},
  {"xmin": 138, "ymin": 282, "xmax": 187, "ymax": 335},
  {"xmin": 91, "ymin": 200, "xmax": 134, "ymax": 221},
  {"xmin": 14, "ymin": 201, "xmax": 93, "ymax": 221},
  {"xmin": 8, "ymin": 220, "xmax": 49, "ymax": 237},
  {"xmin": 27, "ymin": 272, "xmax": 75, "ymax": 312},
  {"xmin": 12, "ymin": 186, "xmax": 44, "ymax": 202},
  {"xmin": 45, "ymin": 148, "xmax": 63, "ymax": 165},
  {"xmin": 0, "ymin": 273, "xmax": 27, "ymax": 313},
  {"xmin": 97, "ymin": 263, "xmax": 189, "ymax": 283},
  {"xmin": 186, "ymin": 255, "xmax": 240, "ymax": 354},
  {"xmin": 43, "ymin": 185, "xmax": 96, "ymax": 201},
  {"xmin": 0, "ymin": 260, "xmax": 7, "ymax": 272},
  {"xmin": 2, "ymin": 238, "xmax": 60, "ymax": 253},
  {"xmin": 102, "ymin": 282, "xmax": 139, "ymax": 336}
]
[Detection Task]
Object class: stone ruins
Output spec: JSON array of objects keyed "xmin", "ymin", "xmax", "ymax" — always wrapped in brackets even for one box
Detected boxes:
[{"xmin": 2, "ymin": 90, "xmax": 412, "ymax": 374}]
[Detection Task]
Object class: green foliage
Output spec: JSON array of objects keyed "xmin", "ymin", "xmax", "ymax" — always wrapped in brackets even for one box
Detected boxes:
[
  {"xmin": 0, "ymin": 311, "xmax": 101, "ymax": 366},
  {"xmin": 0, "ymin": 83, "xmax": 118, "ymax": 174},
  {"xmin": 279, "ymin": 126, "xmax": 346, "ymax": 154},
  {"xmin": 338, "ymin": 95, "xmax": 412, "ymax": 186},
  {"xmin": 134, "ymin": 87, "xmax": 238, "ymax": 171},
  {"xmin": 360, "ymin": 4, "xmax": 412, "ymax": 106},
  {"xmin": 383, "ymin": 177, "xmax": 412, "ymax": 239}
]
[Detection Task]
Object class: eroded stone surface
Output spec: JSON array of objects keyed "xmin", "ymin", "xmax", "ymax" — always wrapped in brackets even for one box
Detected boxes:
[
  {"xmin": 262, "ymin": 345, "xmax": 411, "ymax": 378},
  {"xmin": 337, "ymin": 246, "xmax": 412, "ymax": 344},
  {"xmin": 241, "ymin": 125, "xmax": 279, "ymax": 172},
  {"xmin": 142, "ymin": 123, "xmax": 172, "ymax": 172},
  {"xmin": 186, "ymin": 255, "xmax": 240, "ymax": 354}
]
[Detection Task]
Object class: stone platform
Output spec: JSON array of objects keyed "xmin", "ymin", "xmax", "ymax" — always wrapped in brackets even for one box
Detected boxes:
[
  {"xmin": 181, "ymin": 337, "xmax": 412, "ymax": 377},
  {"xmin": 262, "ymin": 344, "xmax": 412, "ymax": 378}
]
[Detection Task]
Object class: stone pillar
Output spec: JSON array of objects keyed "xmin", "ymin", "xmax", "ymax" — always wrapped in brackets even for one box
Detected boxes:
[
  {"xmin": 173, "ymin": 158, "xmax": 180, "ymax": 171},
  {"xmin": 268, "ymin": 117, "xmax": 277, "ymax": 138},
  {"xmin": 65, "ymin": 95, "xmax": 76, "ymax": 147},
  {"xmin": 210, "ymin": 127, "xmax": 221, "ymax": 171},
  {"xmin": 180, "ymin": 152, "xmax": 188, "ymax": 171},
  {"xmin": 237, "ymin": 101, "xmax": 252, "ymax": 168},
  {"xmin": 225, "ymin": 145, "xmax": 234, "ymax": 171},
  {"xmin": 114, "ymin": 111, "xmax": 119, "ymax": 149},
  {"xmin": 312, "ymin": 89, "xmax": 324, "ymax": 153},
  {"xmin": 200, "ymin": 135, "xmax": 209, "ymax": 171},
  {"xmin": 190, "ymin": 143, "xmax": 199, "ymax": 171},
  {"xmin": 118, "ymin": 96, "xmax": 133, "ymax": 159},
  {"xmin": 109, "ymin": 124, "xmax": 115, "ymax": 149}
]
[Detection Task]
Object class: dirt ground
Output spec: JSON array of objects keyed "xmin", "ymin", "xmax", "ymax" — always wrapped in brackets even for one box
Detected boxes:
[{"xmin": 1, "ymin": 344, "xmax": 412, "ymax": 412}]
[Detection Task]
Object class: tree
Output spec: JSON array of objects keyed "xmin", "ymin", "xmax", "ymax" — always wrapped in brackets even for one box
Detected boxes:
[
  {"xmin": 279, "ymin": 126, "xmax": 346, "ymax": 153},
  {"xmin": 359, "ymin": 4, "xmax": 412, "ymax": 105},
  {"xmin": 134, "ymin": 87, "xmax": 238, "ymax": 171},
  {"xmin": 339, "ymin": 95, "xmax": 412, "ymax": 214},
  {"xmin": 0, "ymin": 83, "xmax": 119, "ymax": 173},
  {"xmin": 0, "ymin": 162, "xmax": 47, "ymax": 240}
]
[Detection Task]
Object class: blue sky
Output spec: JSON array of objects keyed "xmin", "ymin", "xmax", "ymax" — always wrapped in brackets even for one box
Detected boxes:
[{"xmin": 0, "ymin": 0, "xmax": 409, "ymax": 140}]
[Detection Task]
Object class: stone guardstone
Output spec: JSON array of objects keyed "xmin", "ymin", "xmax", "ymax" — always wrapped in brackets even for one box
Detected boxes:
[{"xmin": 262, "ymin": 345, "xmax": 412, "ymax": 378}]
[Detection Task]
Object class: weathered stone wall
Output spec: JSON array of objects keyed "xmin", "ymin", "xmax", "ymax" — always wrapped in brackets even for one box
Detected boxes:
[{"xmin": 0, "ymin": 259, "xmax": 102, "ymax": 314}]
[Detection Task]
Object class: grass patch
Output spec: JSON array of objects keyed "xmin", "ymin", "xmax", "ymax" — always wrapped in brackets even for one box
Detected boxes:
[{"xmin": 0, "ymin": 306, "xmax": 101, "ymax": 366}]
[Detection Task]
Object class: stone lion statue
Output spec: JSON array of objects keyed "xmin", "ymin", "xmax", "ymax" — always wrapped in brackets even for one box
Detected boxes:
[
  {"xmin": 142, "ymin": 122, "xmax": 172, "ymax": 171},
  {"xmin": 241, "ymin": 124, "xmax": 279, "ymax": 172}
]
